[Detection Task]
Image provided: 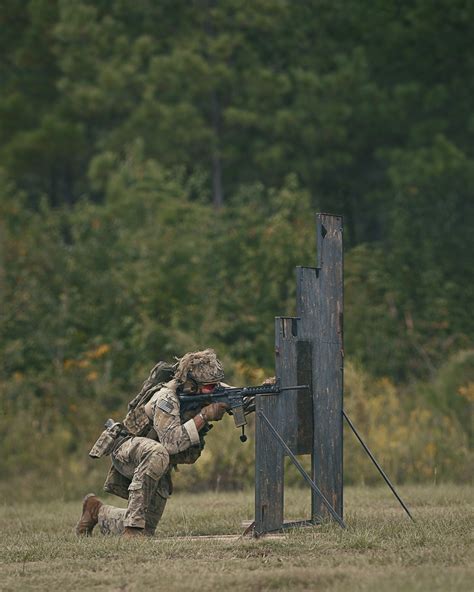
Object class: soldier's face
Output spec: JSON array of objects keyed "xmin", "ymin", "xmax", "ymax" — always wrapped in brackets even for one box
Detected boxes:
[{"xmin": 199, "ymin": 383, "xmax": 217, "ymax": 394}]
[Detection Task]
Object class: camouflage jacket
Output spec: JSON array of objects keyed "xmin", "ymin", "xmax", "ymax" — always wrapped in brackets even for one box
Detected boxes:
[
  {"xmin": 104, "ymin": 379, "xmax": 202, "ymax": 500},
  {"xmin": 144, "ymin": 379, "xmax": 201, "ymax": 458}
]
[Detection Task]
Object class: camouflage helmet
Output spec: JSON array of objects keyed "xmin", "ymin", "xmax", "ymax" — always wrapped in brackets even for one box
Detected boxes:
[{"xmin": 174, "ymin": 349, "xmax": 224, "ymax": 385}]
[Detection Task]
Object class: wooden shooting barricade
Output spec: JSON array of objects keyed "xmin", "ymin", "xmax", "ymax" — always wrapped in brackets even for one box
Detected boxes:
[
  {"xmin": 252, "ymin": 212, "xmax": 413, "ymax": 536},
  {"xmin": 254, "ymin": 213, "xmax": 345, "ymax": 534}
]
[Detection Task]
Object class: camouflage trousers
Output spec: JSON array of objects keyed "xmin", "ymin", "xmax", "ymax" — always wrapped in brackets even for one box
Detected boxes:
[{"xmin": 97, "ymin": 437, "xmax": 170, "ymax": 535}]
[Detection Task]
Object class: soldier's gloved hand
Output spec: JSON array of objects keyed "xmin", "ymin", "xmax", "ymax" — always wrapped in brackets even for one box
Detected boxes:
[{"xmin": 200, "ymin": 402, "xmax": 229, "ymax": 422}]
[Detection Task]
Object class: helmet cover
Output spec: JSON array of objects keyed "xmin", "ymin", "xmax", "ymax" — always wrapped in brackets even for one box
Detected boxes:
[{"xmin": 174, "ymin": 349, "xmax": 224, "ymax": 385}]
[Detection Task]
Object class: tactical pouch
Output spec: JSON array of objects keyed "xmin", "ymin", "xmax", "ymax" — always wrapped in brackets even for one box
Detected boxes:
[
  {"xmin": 89, "ymin": 419, "xmax": 123, "ymax": 459},
  {"xmin": 103, "ymin": 464, "xmax": 130, "ymax": 500}
]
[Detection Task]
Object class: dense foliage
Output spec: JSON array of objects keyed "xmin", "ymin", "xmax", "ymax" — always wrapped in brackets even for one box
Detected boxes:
[{"xmin": 0, "ymin": 1, "xmax": 472, "ymax": 495}]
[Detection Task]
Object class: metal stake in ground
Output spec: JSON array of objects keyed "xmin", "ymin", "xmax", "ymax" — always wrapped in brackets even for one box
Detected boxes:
[{"xmin": 343, "ymin": 410, "xmax": 415, "ymax": 522}]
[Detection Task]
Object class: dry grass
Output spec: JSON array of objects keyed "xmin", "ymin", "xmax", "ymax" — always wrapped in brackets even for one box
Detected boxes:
[{"xmin": 0, "ymin": 485, "xmax": 472, "ymax": 591}]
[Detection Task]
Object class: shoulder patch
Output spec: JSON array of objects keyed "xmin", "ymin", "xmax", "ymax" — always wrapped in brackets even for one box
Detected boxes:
[{"xmin": 157, "ymin": 399, "xmax": 174, "ymax": 414}]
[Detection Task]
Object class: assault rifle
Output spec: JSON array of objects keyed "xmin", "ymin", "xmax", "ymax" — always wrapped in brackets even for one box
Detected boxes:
[{"xmin": 179, "ymin": 382, "xmax": 308, "ymax": 442}]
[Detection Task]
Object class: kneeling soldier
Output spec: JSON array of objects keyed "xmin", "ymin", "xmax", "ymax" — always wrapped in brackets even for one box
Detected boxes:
[{"xmin": 76, "ymin": 349, "xmax": 229, "ymax": 537}]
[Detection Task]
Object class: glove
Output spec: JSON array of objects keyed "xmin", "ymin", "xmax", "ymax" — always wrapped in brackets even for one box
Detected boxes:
[
  {"xmin": 262, "ymin": 376, "xmax": 276, "ymax": 385},
  {"xmin": 200, "ymin": 402, "xmax": 229, "ymax": 422}
]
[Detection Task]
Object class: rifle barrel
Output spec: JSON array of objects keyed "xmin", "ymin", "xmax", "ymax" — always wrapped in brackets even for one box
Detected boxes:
[{"xmin": 179, "ymin": 384, "xmax": 308, "ymax": 402}]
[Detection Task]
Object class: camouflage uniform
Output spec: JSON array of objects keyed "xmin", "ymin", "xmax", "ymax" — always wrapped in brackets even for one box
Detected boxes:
[
  {"xmin": 97, "ymin": 379, "xmax": 202, "ymax": 535},
  {"xmin": 76, "ymin": 349, "xmax": 225, "ymax": 537}
]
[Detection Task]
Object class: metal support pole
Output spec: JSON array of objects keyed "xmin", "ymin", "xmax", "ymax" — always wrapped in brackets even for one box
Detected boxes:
[{"xmin": 343, "ymin": 410, "xmax": 415, "ymax": 522}]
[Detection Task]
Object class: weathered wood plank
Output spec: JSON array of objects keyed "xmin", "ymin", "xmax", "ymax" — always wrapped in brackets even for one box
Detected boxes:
[
  {"xmin": 255, "ymin": 391, "xmax": 284, "ymax": 533},
  {"xmin": 295, "ymin": 339, "xmax": 313, "ymax": 454},
  {"xmin": 275, "ymin": 317, "xmax": 298, "ymax": 453},
  {"xmin": 255, "ymin": 316, "xmax": 313, "ymax": 533},
  {"xmin": 255, "ymin": 390, "xmax": 284, "ymax": 533},
  {"xmin": 311, "ymin": 341, "xmax": 343, "ymax": 519},
  {"xmin": 296, "ymin": 213, "xmax": 344, "ymax": 521},
  {"xmin": 254, "ymin": 317, "xmax": 293, "ymax": 534},
  {"xmin": 274, "ymin": 318, "xmax": 313, "ymax": 455}
]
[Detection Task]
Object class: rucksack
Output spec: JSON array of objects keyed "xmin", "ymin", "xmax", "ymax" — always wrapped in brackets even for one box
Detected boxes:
[{"xmin": 122, "ymin": 361, "xmax": 175, "ymax": 436}]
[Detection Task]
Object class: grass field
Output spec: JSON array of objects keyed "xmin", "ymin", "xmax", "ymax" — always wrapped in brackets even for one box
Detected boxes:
[{"xmin": 0, "ymin": 484, "xmax": 472, "ymax": 591}]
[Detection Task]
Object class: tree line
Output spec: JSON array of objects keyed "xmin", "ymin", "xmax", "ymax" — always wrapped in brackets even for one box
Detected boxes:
[{"xmin": 0, "ymin": 1, "xmax": 472, "ymax": 496}]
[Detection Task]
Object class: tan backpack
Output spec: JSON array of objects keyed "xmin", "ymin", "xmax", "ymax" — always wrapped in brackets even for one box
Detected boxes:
[{"xmin": 122, "ymin": 361, "xmax": 175, "ymax": 436}]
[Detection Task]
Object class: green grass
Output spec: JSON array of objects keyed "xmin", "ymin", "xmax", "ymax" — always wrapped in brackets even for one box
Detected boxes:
[{"xmin": 0, "ymin": 485, "xmax": 472, "ymax": 591}]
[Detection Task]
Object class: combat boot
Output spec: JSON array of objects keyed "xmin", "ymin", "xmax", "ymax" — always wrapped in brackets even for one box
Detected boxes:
[
  {"xmin": 123, "ymin": 526, "xmax": 146, "ymax": 537},
  {"xmin": 75, "ymin": 493, "xmax": 103, "ymax": 536}
]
